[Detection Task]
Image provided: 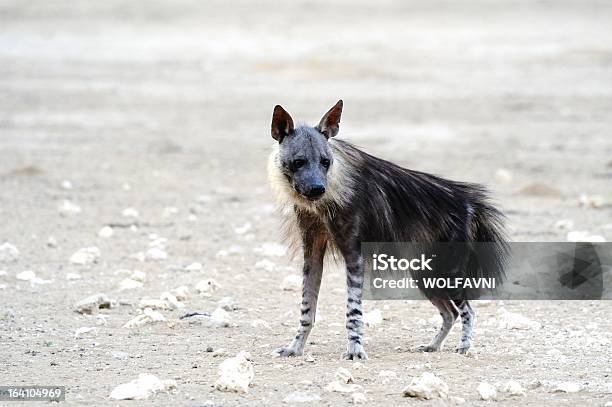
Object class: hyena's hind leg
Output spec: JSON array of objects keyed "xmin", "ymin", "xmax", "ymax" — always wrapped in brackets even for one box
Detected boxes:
[
  {"xmin": 453, "ymin": 299, "xmax": 476, "ymax": 354},
  {"xmin": 416, "ymin": 298, "xmax": 458, "ymax": 352}
]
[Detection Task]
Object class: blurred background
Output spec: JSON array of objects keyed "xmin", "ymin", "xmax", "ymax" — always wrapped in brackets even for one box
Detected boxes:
[
  {"xmin": 1, "ymin": 1, "xmax": 611, "ymax": 404},
  {"xmin": 1, "ymin": 0, "xmax": 610, "ymax": 242}
]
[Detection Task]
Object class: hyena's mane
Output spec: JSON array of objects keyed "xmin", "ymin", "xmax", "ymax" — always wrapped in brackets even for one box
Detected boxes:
[{"xmin": 267, "ymin": 139, "xmax": 357, "ymax": 261}]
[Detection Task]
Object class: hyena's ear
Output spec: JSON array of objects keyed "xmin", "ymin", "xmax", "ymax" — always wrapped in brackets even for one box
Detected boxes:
[
  {"xmin": 317, "ymin": 99, "xmax": 343, "ymax": 139},
  {"xmin": 271, "ymin": 105, "xmax": 295, "ymax": 143}
]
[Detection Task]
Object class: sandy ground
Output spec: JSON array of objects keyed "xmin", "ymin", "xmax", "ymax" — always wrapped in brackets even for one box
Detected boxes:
[{"xmin": 1, "ymin": 0, "xmax": 612, "ymax": 405}]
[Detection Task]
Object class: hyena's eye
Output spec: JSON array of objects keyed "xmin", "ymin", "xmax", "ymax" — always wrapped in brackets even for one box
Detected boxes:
[
  {"xmin": 292, "ymin": 159, "xmax": 306, "ymax": 169},
  {"xmin": 320, "ymin": 157, "xmax": 330, "ymax": 169}
]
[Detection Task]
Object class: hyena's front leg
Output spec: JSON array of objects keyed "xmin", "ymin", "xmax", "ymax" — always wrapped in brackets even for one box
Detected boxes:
[
  {"xmin": 342, "ymin": 252, "xmax": 368, "ymax": 360},
  {"xmin": 275, "ymin": 235, "xmax": 326, "ymax": 357}
]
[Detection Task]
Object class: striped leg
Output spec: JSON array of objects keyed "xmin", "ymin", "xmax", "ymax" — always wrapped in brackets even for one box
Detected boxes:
[
  {"xmin": 343, "ymin": 252, "xmax": 367, "ymax": 360},
  {"xmin": 417, "ymin": 298, "xmax": 458, "ymax": 352},
  {"xmin": 275, "ymin": 235, "xmax": 326, "ymax": 357},
  {"xmin": 454, "ymin": 299, "xmax": 476, "ymax": 354}
]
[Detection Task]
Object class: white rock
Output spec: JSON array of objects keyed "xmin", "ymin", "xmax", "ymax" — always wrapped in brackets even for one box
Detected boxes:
[
  {"xmin": 450, "ymin": 396, "xmax": 466, "ymax": 405},
  {"xmin": 74, "ymin": 327, "xmax": 97, "ymax": 339},
  {"xmin": 61, "ymin": 180, "xmax": 73, "ymax": 189},
  {"xmin": 210, "ymin": 308, "xmax": 232, "ymax": 327},
  {"xmin": 173, "ymin": 285, "xmax": 189, "ymax": 301},
  {"xmin": 139, "ymin": 298, "xmax": 171, "ymax": 310},
  {"xmin": 215, "ymin": 245, "xmax": 243, "ymax": 258},
  {"xmin": 402, "ymin": 372, "xmax": 449, "ymax": 400},
  {"xmin": 499, "ymin": 380, "xmax": 526, "ymax": 397},
  {"xmin": 58, "ymin": 200, "xmax": 82, "ymax": 216},
  {"xmin": 47, "ymin": 236, "xmax": 58, "ymax": 248},
  {"xmin": 123, "ymin": 308, "xmax": 166, "ymax": 328},
  {"xmin": 111, "ymin": 351, "xmax": 129, "ymax": 360},
  {"xmin": 567, "ymin": 230, "xmax": 589, "ymax": 242},
  {"xmin": 363, "ymin": 309, "xmax": 383, "ymax": 327},
  {"xmin": 494, "ymin": 168, "xmax": 513, "ymax": 183},
  {"xmin": 130, "ymin": 252, "xmax": 146, "ymax": 262},
  {"xmin": 110, "ymin": 373, "xmax": 176, "ymax": 400},
  {"xmin": 184, "ymin": 262, "xmax": 202, "ymax": 272},
  {"xmin": 254, "ymin": 242, "xmax": 286, "ymax": 257},
  {"xmin": 283, "ymin": 391, "xmax": 321, "ymax": 403},
  {"xmin": 546, "ymin": 348, "xmax": 567, "ymax": 363},
  {"xmin": 15, "ymin": 270, "xmax": 50, "ymax": 285},
  {"xmin": 212, "ymin": 348, "xmax": 228, "ymax": 357},
  {"xmin": 0, "ymin": 242, "xmax": 19, "ymax": 262},
  {"xmin": 553, "ymin": 382, "xmax": 582, "ymax": 393},
  {"xmin": 66, "ymin": 273, "xmax": 82, "ymax": 280},
  {"xmin": 336, "ymin": 367, "xmax": 354, "ymax": 384},
  {"xmin": 74, "ymin": 293, "xmax": 113, "ymax": 314},
  {"xmin": 16, "ymin": 270, "xmax": 36, "ymax": 281},
  {"xmin": 554, "ymin": 219, "xmax": 574, "ymax": 230},
  {"xmin": 122, "ymin": 207, "xmax": 139, "ymax": 218},
  {"xmin": 567, "ymin": 230, "xmax": 606, "ymax": 243},
  {"xmin": 234, "ymin": 223, "xmax": 252, "ymax": 235},
  {"xmin": 69, "ymin": 247, "xmax": 101, "ymax": 265},
  {"xmin": 148, "ymin": 235, "xmax": 166, "ymax": 245},
  {"xmin": 162, "ymin": 206, "xmax": 179, "ymax": 218},
  {"xmin": 498, "ymin": 309, "xmax": 541, "ymax": 330},
  {"xmin": 215, "ymin": 250, "xmax": 229, "ymax": 258},
  {"xmin": 326, "ymin": 381, "xmax": 362, "ymax": 393},
  {"xmin": 119, "ymin": 278, "xmax": 144, "ymax": 291},
  {"xmin": 214, "ymin": 351, "xmax": 254, "ymax": 393},
  {"xmin": 255, "ymin": 259, "xmax": 276, "ymax": 272},
  {"xmin": 477, "ymin": 382, "xmax": 498, "ymax": 400},
  {"xmin": 33, "ymin": 276, "xmax": 51, "ymax": 285},
  {"xmin": 130, "ymin": 270, "xmax": 146, "ymax": 282},
  {"xmin": 186, "ymin": 308, "xmax": 232, "ymax": 328},
  {"xmin": 195, "ymin": 279, "xmax": 221, "ymax": 296},
  {"xmin": 98, "ymin": 226, "xmax": 114, "ymax": 238},
  {"xmin": 352, "ymin": 392, "xmax": 367, "ymax": 404},
  {"xmin": 579, "ymin": 194, "xmax": 604, "ymax": 209},
  {"xmin": 218, "ymin": 296, "xmax": 237, "ymax": 311},
  {"xmin": 251, "ymin": 319, "xmax": 270, "ymax": 329},
  {"xmin": 160, "ymin": 292, "xmax": 184, "ymax": 309},
  {"xmin": 280, "ymin": 274, "xmax": 302, "ymax": 291},
  {"xmin": 145, "ymin": 247, "xmax": 167, "ymax": 261}
]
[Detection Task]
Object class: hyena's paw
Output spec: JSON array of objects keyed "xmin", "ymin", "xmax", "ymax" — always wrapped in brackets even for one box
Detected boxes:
[
  {"xmin": 455, "ymin": 346, "xmax": 470, "ymax": 355},
  {"xmin": 416, "ymin": 344, "xmax": 440, "ymax": 353},
  {"xmin": 274, "ymin": 345, "xmax": 303, "ymax": 357},
  {"xmin": 342, "ymin": 342, "xmax": 368, "ymax": 360}
]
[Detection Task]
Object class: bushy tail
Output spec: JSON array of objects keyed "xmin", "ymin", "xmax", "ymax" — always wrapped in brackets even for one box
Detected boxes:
[{"xmin": 463, "ymin": 204, "xmax": 509, "ymax": 298}]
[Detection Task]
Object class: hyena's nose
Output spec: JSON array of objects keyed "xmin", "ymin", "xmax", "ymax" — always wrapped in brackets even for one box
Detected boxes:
[{"xmin": 305, "ymin": 184, "xmax": 326, "ymax": 199}]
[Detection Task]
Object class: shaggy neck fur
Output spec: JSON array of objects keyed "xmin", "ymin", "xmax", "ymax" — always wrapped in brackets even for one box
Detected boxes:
[{"xmin": 267, "ymin": 139, "xmax": 356, "ymax": 216}]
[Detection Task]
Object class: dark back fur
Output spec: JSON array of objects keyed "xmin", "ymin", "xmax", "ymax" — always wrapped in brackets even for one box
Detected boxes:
[{"xmin": 317, "ymin": 140, "xmax": 508, "ymax": 299}]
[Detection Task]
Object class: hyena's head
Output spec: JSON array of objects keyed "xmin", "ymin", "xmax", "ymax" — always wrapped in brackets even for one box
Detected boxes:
[{"xmin": 270, "ymin": 100, "xmax": 343, "ymax": 202}]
